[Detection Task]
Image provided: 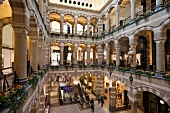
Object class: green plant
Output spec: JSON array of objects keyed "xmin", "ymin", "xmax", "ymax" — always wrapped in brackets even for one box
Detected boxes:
[
  {"xmin": 65, "ymin": 34, "xmax": 69, "ymax": 38},
  {"xmin": 107, "ymin": 66, "xmax": 115, "ymax": 70},
  {"xmin": 71, "ymin": 34, "xmax": 74, "ymax": 38},
  {"xmin": 38, "ymin": 70, "xmax": 44, "ymax": 77},
  {"xmin": 0, "ymin": 84, "xmax": 28, "ymax": 112},
  {"xmin": 164, "ymin": 2, "xmax": 170, "ymax": 9},
  {"xmin": 79, "ymin": 35, "xmax": 82, "ymax": 38},
  {"xmin": 28, "ymin": 74, "xmax": 39, "ymax": 88},
  {"xmin": 165, "ymin": 73, "xmax": 170, "ymax": 84}
]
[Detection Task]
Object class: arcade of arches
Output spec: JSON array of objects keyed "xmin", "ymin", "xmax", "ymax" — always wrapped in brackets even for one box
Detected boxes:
[{"xmin": 0, "ymin": 0, "xmax": 170, "ymax": 113}]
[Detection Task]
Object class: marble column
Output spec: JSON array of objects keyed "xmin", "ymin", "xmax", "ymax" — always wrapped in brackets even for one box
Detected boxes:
[
  {"xmin": 60, "ymin": 14, "xmax": 64, "ymax": 35},
  {"xmin": 106, "ymin": 43, "xmax": 110, "ymax": 66},
  {"xmin": 97, "ymin": 75, "xmax": 104, "ymax": 97},
  {"xmin": 97, "ymin": 44, "xmax": 103, "ymax": 66},
  {"xmin": 105, "ymin": 13, "xmax": 110, "ymax": 32},
  {"xmin": 87, "ymin": 44, "xmax": 91, "ymax": 67},
  {"xmin": 60, "ymin": 43, "xmax": 64, "ymax": 66},
  {"xmin": 74, "ymin": 43, "xmax": 78, "ymax": 66},
  {"xmin": 130, "ymin": 0, "xmax": 136, "ymax": 22},
  {"xmin": 115, "ymin": 4, "xmax": 120, "ymax": 28},
  {"xmin": 38, "ymin": 44, "xmax": 44, "ymax": 68},
  {"xmin": 74, "ymin": 16, "xmax": 78, "ymax": 36},
  {"xmin": 30, "ymin": 40, "xmax": 38, "ymax": 72},
  {"xmin": 155, "ymin": 0, "xmax": 163, "ymax": 11},
  {"xmin": 109, "ymin": 81, "xmax": 116, "ymax": 112},
  {"xmin": 87, "ymin": 17, "xmax": 90, "ymax": 36},
  {"xmin": 13, "ymin": 24, "xmax": 28, "ymax": 83},
  {"xmin": 0, "ymin": 28, "xmax": 2, "ymax": 69},
  {"xmin": 115, "ymin": 41, "xmax": 121, "ymax": 70}
]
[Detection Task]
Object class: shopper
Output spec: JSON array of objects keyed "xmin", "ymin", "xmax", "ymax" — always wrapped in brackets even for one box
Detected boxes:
[{"xmin": 101, "ymin": 97, "xmax": 104, "ymax": 107}]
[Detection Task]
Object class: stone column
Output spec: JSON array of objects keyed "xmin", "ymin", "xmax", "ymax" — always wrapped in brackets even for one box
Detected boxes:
[
  {"xmin": 130, "ymin": 0, "xmax": 136, "ymax": 22},
  {"xmin": 115, "ymin": 41, "xmax": 121, "ymax": 70},
  {"xmin": 60, "ymin": 14, "xmax": 64, "ymax": 35},
  {"xmin": 155, "ymin": 0, "xmax": 163, "ymax": 11},
  {"xmin": 38, "ymin": 44, "xmax": 44, "ymax": 68},
  {"xmin": 74, "ymin": 16, "xmax": 78, "ymax": 36},
  {"xmin": 97, "ymin": 75, "xmax": 104, "ymax": 97},
  {"xmin": 115, "ymin": 4, "xmax": 120, "ymax": 28},
  {"xmin": 154, "ymin": 39, "xmax": 166, "ymax": 76},
  {"xmin": 60, "ymin": 43, "xmax": 64, "ymax": 66},
  {"xmin": 92, "ymin": 75, "xmax": 97, "ymax": 91},
  {"xmin": 97, "ymin": 44, "xmax": 103, "ymax": 66},
  {"xmin": 83, "ymin": 51, "xmax": 85, "ymax": 64},
  {"xmin": 109, "ymin": 81, "xmax": 116, "ymax": 112},
  {"xmin": 74, "ymin": 43, "xmax": 78, "ymax": 66},
  {"xmin": 44, "ymin": 45, "xmax": 49, "ymax": 66},
  {"xmin": 13, "ymin": 24, "xmax": 28, "ymax": 83},
  {"xmin": 38, "ymin": 0, "xmax": 43, "ymax": 15},
  {"xmin": 98, "ymin": 19, "xmax": 103, "ymax": 36},
  {"xmin": 105, "ymin": 13, "xmax": 110, "ymax": 32},
  {"xmin": 87, "ymin": 17, "xmax": 90, "ymax": 36},
  {"xmin": 93, "ymin": 48, "xmax": 96, "ymax": 65},
  {"xmin": 106, "ymin": 43, "xmax": 110, "ymax": 66},
  {"xmin": 87, "ymin": 44, "xmax": 91, "ymax": 67},
  {"xmin": 0, "ymin": 28, "xmax": 2, "ymax": 69},
  {"xmin": 39, "ymin": 89, "xmax": 45, "ymax": 113},
  {"xmin": 30, "ymin": 40, "xmax": 38, "ymax": 71}
]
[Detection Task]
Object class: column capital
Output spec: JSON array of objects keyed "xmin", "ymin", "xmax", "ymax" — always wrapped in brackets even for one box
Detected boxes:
[
  {"xmin": 130, "ymin": 0, "xmax": 136, "ymax": 3},
  {"xmin": 12, "ymin": 23, "xmax": 29, "ymax": 34},
  {"xmin": 154, "ymin": 39, "xmax": 166, "ymax": 44}
]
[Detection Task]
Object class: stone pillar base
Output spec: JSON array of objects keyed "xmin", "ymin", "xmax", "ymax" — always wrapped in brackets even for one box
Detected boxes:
[
  {"xmin": 18, "ymin": 78, "xmax": 28, "ymax": 86},
  {"xmin": 130, "ymin": 67, "xmax": 136, "ymax": 74},
  {"xmin": 155, "ymin": 70, "xmax": 166, "ymax": 78},
  {"xmin": 155, "ymin": 4, "xmax": 163, "ymax": 12},
  {"xmin": 115, "ymin": 66, "xmax": 119, "ymax": 71},
  {"xmin": 130, "ymin": 18, "xmax": 135, "ymax": 23},
  {"xmin": 109, "ymin": 105, "xmax": 116, "ymax": 112}
]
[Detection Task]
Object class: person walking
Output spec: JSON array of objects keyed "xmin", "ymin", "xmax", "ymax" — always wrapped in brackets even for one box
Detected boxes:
[
  {"xmin": 97, "ymin": 95, "xmax": 100, "ymax": 104},
  {"xmin": 101, "ymin": 97, "xmax": 104, "ymax": 107}
]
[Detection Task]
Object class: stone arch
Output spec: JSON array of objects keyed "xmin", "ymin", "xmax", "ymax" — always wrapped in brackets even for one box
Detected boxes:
[
  {"xmin": 29, "ymin": 10, "xmax": 39, "ymax": 40},
  {"xmin": 107, "ymin": 4, "xmax": 115, "ymax": 14},
  {"xmin": 113, "ymin": 76, "xmax": 129, "ymax": 87},
  {"xmin": 117, "ymin": 34, "xmax": 129, "ymax": 41},
  {"xmin": 0, "ymin": 17, "xmax": 12, "ymax": 28},
  {"xmin": 160, "ymin": 17, "xmax": 170, "ymax": 30},
  {"xmin": 50, "ymin": 9, "xmax": 61, "ymax": 15},
  {"xmin": 90, "ymin": 15, "xmax": 99, "ymax": 19},
  {"xmin": 9, "ymin": 0, "xmax": 29, "ymax": 25},
  {"xmin": 100, "ymin": 12, "xmax": 107, "ymax": 19},
  {"xmin": 64, "ymin": 11, "xmax": 75, "ymax": 17},
  {"xmin": 135, "ymin": 86, "xmax": 170, "ymax": 106},
  {"xmin": 133, "ymin": 26, "xmax": 154, "ymax": 36},
  {"xmin": 78, "ymin": 13, "xmax": 87, "ymax": 19}
]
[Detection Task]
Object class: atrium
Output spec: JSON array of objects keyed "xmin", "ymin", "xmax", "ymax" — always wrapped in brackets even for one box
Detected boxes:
[{"xmin": 0, "ymin": 0, "xmax": 170, "ymax": 113}]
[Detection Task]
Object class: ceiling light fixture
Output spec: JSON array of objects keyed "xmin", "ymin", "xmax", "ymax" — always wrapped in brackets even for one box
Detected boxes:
[
  {"xmin": 64, "ymin": 0, "xmax": 67, "ymax": 3},
  {"xmin": 82, "ymin": 2, "xmax": 84, "ymax": 6},
  {"xmin": 89, "ymin": 4, "xmax": 92, "ymax": 7},
  {"xmin": 86, "ymin": 3, "xmax": 88, "ymax": 7},
  {"xmin": 69, "ymin": 0, "xmax": 72, "ymax": 4},
  {"xmin": 78, "ymin": 2, "xmax": 80, "ymax": 5},
  {"xmin": 73, "ymin": 1, "xmax": 76, "ymax": 5},
  {"xmin": 60, "ymin": 0, "xmax": 63, "ymax": 2}
]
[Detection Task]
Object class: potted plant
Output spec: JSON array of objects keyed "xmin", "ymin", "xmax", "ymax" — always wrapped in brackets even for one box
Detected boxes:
[{"xmin": 65, "ymin": 34, "xmax": 69, "ymax": 39}]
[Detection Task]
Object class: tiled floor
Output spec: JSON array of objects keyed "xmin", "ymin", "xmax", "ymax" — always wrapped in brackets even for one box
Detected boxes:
[{"xmin": 50, "ymin": 101, "xmax": 143, "ymax": 113}]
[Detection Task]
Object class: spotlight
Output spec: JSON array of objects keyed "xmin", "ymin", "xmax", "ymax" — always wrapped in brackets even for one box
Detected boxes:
[
  {"xmin": 82, "ymin": 2, "xmax": 84, "ymax": 6},
  {"xmin": 69, "ymin": 0, "xmax": 72, "ymax": 4},
  {"xmin": 73, "ymin": 1, "xmax": 76, "ymax": 5},
  {"xmin": 64, "ymin": 0, "xmax": 67, "ymax": 3},
  {"xmin": 78, "ymin": 2, "xmax": 80, "ymax": 5},
  {"xmin": 89, "ymin": 4, "xmax": 92, "ymax": 7},
  {"xmin": 86, "ymin": 3, "xmax": 88, "ymax": 7},
  {"xmin": 60, "ymin": 0, "xmax": 63, "ymax": 2}
]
